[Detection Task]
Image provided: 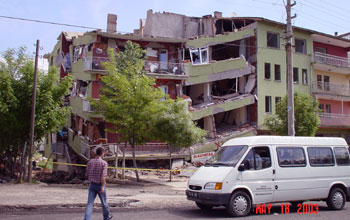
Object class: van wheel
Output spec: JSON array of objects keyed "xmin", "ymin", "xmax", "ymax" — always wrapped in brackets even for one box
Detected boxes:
[
  {"xmin": 196, "ymin": 202, "xmax": 213, "ymax": 210},
  {"xmin": 226, "ymin": 191, "xmax": 252, "ymax": 217},
  {"xmin": 327, "ymin": 188, "xmax": 346, "ymax": 210},
  {"xmin": 290, "ymin": 201, "xmax": 303, "ymax": 207}
]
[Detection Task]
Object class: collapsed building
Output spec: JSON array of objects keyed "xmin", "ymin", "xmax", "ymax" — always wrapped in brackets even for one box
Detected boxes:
[{"xmin": 46, "ymin": 10, "xmax": 319, "ymax": 169}]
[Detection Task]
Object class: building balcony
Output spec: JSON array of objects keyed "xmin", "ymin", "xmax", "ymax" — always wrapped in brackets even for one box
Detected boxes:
[
  {"xmin": 312, "ymin": 82, "xmax": 350, "ymax": 98},
  {"xmin": 184, "ymin": 57, "xmax": 254, "ymax": 85},
  {"xmin": 70, "ymin": 97, "xmax": 102, "ymax": 120},
  {"xmin": 84, "ymin": 56, "xmax": 109, "ymax": 73},
  {"xmin": 190, "ymin": 94, "xmax": 255, "ymax": 121},
  {"xmin": 145, "ymin": 61, "xmax": 188, "ymax": 80},
  {"xmin": 313, "ymin": 52, "xmax": 350, "ymax": 74},
  {"xmin": 319, "ymin": 113, "xmax": 350, "ymax": 128}
]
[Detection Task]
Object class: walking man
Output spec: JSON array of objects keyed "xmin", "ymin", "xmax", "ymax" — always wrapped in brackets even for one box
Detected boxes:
[{"xmin": 84, "ymin": 147, "xmax": 113, "ymax": 220}]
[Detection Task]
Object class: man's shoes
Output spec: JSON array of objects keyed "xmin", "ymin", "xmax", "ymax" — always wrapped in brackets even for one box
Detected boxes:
[{"xmin": 108, "ymin": 214, "xmax": 113, "ymax": 220}]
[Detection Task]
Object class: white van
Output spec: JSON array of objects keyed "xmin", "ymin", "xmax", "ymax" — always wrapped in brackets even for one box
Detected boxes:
[{"xmin": 186, "ymin": 136, "xmax": 350, "ymax": 217}]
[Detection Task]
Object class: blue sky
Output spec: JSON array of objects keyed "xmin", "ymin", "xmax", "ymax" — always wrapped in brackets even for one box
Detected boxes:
[{"xmin": 0, "ymin": 0, "xmax": 349, "ymax": 56}]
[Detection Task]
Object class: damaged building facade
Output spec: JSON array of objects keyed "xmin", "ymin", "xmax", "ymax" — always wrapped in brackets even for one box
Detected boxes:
[{"xmin": 46, "ymin": 10, "xmax": 350, "ymax": 168}]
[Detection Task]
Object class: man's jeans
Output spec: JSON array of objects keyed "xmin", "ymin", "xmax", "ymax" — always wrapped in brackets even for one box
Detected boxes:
[{"xmin": 84, "ymin": 183, "xmax": 110, "ymax": 220}]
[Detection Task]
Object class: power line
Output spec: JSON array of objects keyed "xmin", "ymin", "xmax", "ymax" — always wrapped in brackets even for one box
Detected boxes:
[{"xmin": 0, "ymin": 15, "xmax": 131, "ymax": 34}]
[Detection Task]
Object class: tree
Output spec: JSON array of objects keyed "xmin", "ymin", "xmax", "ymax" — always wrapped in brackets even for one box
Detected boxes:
[
  {"xmin": 265, "ymin": 92, "xmax": 320, "ymax": 136},
  {"xmin": 153, "ymin": 100, "xmax": 206, "ymax": 181},
  {"xmin": 91, "ymin": 41, "xmax": 166, "ymax": 182},
  {"xmin": 0, "ymin": 47, "xmax": 72, "ymax": 179}
]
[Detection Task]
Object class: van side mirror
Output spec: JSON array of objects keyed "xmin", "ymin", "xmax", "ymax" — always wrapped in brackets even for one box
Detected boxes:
[
  {"xmin": 238, "ymin": 160, "xmax": 250, "ymax": 171},
  {"xmin": 238, "ymin": 163, "xmax": 245, "ymax": 171}
]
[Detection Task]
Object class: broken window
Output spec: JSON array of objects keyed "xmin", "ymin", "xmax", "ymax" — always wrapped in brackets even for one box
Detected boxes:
[
  {"xmin": 274, "ymin": 64, "xmax": 281, "ymax": 81},
  {"xmin": 211, "ymin": 42, "xmax": 239, "ymax": 61},
  {"xmin": 293, "ymin": 67, "xmax": 299, "ymax": 84},
  {"xmin": 295, "ymin": 38, "xmax": 306, "ymax": 54},
  {"xmin": 160, "ymin": 85, "xmax": 169, "ymax": 100},
  {"xmin": 302, "ymin": 69, "xmax": 308, "ymax": 84},
  {"xmin": 324, "ymin": 75, "xmax": 330, "ymax": 91},
  {"xmin": 265, "ymin": 63, "xmax": 271, "ymax": 80},
  {"xmin": 212, "ymin": 78, "xmax": 239, "ymax": 97},
  {"xmin": 267, "ymin": 32, "xmax": 280, "ymax": 48},
  {"xmin": 317, "ymin": 75, "xmax": 323, "ymax": 89},
  {"xmin": 265, "ymin": 96, "xmax": 272, "ymax": 113},
  {"xmin": 326, "ymin": 104, "xmax": 331, "ymax": 114},
  {"xmin": 190, "ymin": 47, "xmax": 209, "ymax": 65}
]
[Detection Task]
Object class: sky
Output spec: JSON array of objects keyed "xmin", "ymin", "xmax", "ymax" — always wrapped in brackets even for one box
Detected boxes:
[{"xmin": 0, "ymin": 0, "xmax": 349, "ymax": 57}]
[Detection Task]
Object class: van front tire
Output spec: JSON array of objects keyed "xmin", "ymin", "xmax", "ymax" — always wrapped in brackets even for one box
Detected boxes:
[
  {"xmin": 195, "ymin": 202, "xmax": 213, "ymax": 210},
  {"xmin": 226, "ymin": 191, "xmax": 252, "ymax": 217},
  {"xmin": 327, "ymin": 188, "xmax": 346, "ymax": 210}
]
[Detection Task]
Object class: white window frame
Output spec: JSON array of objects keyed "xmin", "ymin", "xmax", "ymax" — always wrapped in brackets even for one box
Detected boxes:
[{"xmin": 190, "ymin": 47, "xmax": 209, "ymax": 65}]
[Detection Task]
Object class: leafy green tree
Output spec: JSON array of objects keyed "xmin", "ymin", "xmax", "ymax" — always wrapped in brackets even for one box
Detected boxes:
[
  {"xmin": 153, "ymin": 100, "xmax": 206, "ymax": 181},
  {"xmin": 92, "ymin": 41, "xmax": 166, "ymax": 181},
  {"xmin": 265, "ymin": 92, "xmax": 320, "ymax": 136},
  {"xmin": 0, "ymin": 47, "xmax": 72, "ymax": 178}
]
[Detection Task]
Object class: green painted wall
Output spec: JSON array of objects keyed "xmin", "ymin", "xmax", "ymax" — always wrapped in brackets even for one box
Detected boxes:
[
  {"xmin": 70, "ymin": 96, "xmax": 103, "ymax": 120},
  {"xmin": 185, "ymin": 58, "xmax": 248, "ymax": 85},
  {"xmin": 186, "ymin": 28, "xmax": 255, "ymax": 48},
  {"xmin": 256, "ymin": 21, "xmax": 313, "ymax": 129},
  {"xmin": 194, "ymin": 129, "xmax": 256, "ymax": 154},
  {"xmin": 191, "ymin": 95, "xmax": 255, "ymax": 120}
]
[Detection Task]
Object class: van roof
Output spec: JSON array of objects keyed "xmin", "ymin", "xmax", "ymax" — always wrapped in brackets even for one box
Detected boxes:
[{"xmin": 223, "ymin": 136, "xmax": 348, "ymax": 147}]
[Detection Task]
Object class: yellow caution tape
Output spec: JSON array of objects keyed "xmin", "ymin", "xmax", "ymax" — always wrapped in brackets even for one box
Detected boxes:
[{"xmin": 39, "ymin": 161, "xmax": 196, "ymax": 172}]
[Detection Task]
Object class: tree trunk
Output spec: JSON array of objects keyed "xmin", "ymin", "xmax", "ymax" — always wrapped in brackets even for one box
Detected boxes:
[
  {"xmin": 122, "ymin": 142, "xmax": 126, "ymax": 180},
  {"xmin": 19, "ymin": 142, "xmax": 27, "ymax": 181},
  {"xmin": 131, "ymin": 141, "xmax": 139, "ymax": 182},
  {"xmin": 169, "ymin": 145, "xmax": 172, "ymax": 182},
  {"xmin": 114, "ymin": 145, "xmax": 118, "ymax": 178}
]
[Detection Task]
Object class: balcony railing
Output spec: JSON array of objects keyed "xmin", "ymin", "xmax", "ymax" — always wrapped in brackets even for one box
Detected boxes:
[
  {"xmin": 144, "ymin": 61, "xmax": 185, "ymax": 75},
  {"xmin": 314, "ymin": 52, "xmax": 350, "ymax": 68},
  {"xmin": 83, "ymin": 100, "xmax": 96, "ymax": 112},
  {"xmin": 84, "ymin": 56, "xmax": 109, "ymax": 71},
  {"xmin": 318, "ymin": 113, "xmax": 350, "ymax": 127},
  {"xmin": 312, "ymin": 82, "xmax": 350, "ymax": 97}
]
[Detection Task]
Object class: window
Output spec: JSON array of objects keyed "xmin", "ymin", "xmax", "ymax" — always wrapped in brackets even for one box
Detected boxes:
[
  {"xmin": 324, "ymin": 75, "xmax": 330, "ymax": 91},
  {"xmin": 265, "ymin": 63, "xmax": 271, "ymax": 79},
  {"xmin": 295, "ymin": 38, "xmax": 307, "ymax": 54},
  {"xmin": 206, "ymin": 145, "xmax": 248, "ymax": 167},
  {"xmin": 334, "ymin": 147, "xmax": 350, "ymax": 166},
  {"xmin": 319, "ymin": 104, "xmax": 324, "ymax": 112},
  {"xmin": 316, "ymin": 47, "xmax": 327, "ymax": 54},
  {"xmin": 160, "ymin": 85, "xmax": 169, "ymax": 100},
  {"xmin": 302, "ymin": 69, "xmax": 308, "ymax": 84},
  {"xmin": 274, "ymin": 64, "xmax": 281, "ymax": 81},
  {"xmin": 307, "ymin": 147, "xmax": 334, "ymax": 166},
  {"xmin": 190, "ymin": 47, "xmax": 209, "ymax": 65},
  {"xmin": 325, "ymin": 104, "xmax": 331, "ymax": 114},
  {"xmin": 265, "ymin": 96, "xmax": 272, "ymax": 113},
  {"xmin": 267, "ymin": 32, "xmax": 280, "ymax": 48},
  {"xmin": 293, "ymin": 67, "xmax": 299, "ymax": 84},
  {"xmin": 275, "ymin": 97, "xmax": 281, "ymax": 109},
  {"xmin": 277, "ymin": 147, "xmax": 306, "ymax": 167},
  {"xmin": 241, "ymin": 147, "xmax": 271, "ymax": 170},
  {"xmin": 317, "ymin": 75, "xmax": 322, "ymax": 89}
]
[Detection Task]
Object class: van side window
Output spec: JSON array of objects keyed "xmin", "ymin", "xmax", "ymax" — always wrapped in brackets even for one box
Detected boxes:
[
  {"xmin": 334, "ymin": 147, "xmax": 350, "ymax": 166},
  {"xmin": 277, "ymin": 147, "xmax": 306, "ymax": 167},
  {"xmin": 307, "ymin": 147, "xmax": 334, "ymax": 166},
  {"xmin": 241, "ymin": 147, "xmax": 271, "ymax": 170}
]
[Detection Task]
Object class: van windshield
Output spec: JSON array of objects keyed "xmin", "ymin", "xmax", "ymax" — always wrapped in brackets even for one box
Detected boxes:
[{"xmin": 206, "ymin": 145, "xmax": 248, "ymax": 166}]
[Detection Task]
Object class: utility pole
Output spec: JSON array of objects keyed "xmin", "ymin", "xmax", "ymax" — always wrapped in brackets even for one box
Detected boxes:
[
  {"xmin": 28, "ymin": 40, "xmax": 40, "ymax": 182},
  {"xmin": 286, "ymin": 0, "xmax": 296, "ymax": 136}
]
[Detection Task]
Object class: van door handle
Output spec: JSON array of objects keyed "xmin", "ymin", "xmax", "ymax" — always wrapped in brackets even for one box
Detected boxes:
[{"xmin": 273, "ymin": 169, "xmax": 276, "ymax": 175}]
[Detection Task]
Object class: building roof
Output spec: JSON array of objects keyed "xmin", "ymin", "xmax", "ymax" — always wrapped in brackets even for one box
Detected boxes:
[
  {"xmin": 57, "ymin": 31, "xmax": 84, "ymax": 41},
  {"xmin": 223, "ymin": 135, "xmax": 347, "ymax": 147}
]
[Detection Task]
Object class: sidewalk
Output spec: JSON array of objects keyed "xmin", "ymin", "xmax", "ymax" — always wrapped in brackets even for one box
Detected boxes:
[{"xmin": 0, "ymin": 176, "xmax": 193, "ymax": 212}]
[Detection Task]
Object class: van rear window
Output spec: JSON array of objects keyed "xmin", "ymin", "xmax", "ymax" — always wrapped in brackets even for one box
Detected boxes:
[
  {"xmin": 276, "ymin": 147, "xmax": 306, "ymax": 167},
  {"xmin": 307, "ymin": 147, "xmax": 334, "ymax": 166},
  {"xmin": 334, "ymin": 147, "xmax": 350, "ymax": 166}
]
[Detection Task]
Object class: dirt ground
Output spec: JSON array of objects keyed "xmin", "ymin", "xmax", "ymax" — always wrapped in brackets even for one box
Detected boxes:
[{"xmin": 0, "ymin": 174, "xmax": 193, "ymax": 212}]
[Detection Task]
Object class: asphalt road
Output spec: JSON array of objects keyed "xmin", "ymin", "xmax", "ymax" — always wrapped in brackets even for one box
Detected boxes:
[{"xmin": 1, "ymin": 202, "xmax": 349, "ymax": 220}]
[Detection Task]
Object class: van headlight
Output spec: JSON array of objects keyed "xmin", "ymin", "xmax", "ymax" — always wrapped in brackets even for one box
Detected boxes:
[{"xmin": 204, "ymin": 182, "xmax": 222, "ymax": 190}]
